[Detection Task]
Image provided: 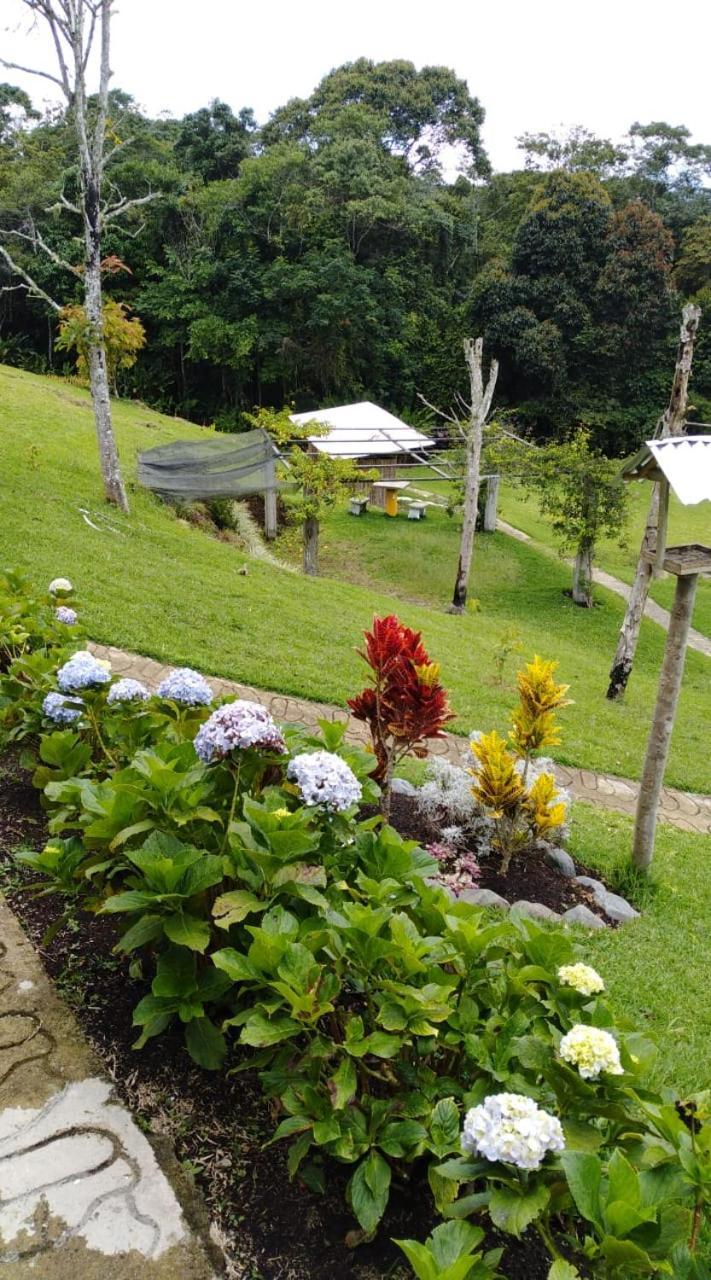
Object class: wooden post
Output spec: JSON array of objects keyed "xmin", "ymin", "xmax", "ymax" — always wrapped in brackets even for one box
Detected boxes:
[
  {"xmin": 483, "ymin": 474, "xmax": 499, "ymax": 532},
  {"xmin": 264, "ymin": 459, "xmax": 277, "ymax": 540},
  {"xmin": 632, "ymin": 571, "xmax": 699, "ymax": 870},
  {"xmin": 653, "ymin": 477, "xmax": 669, "ymax": 578},
  {"xmin": 607, "ymin": 304, "xmax": 701, "ymax": 700}
]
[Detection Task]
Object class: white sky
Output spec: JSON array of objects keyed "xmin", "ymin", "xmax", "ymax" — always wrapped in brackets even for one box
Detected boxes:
[{"xmin": 2, "ymin": 0, "xmax": 710, "ymax": 172}]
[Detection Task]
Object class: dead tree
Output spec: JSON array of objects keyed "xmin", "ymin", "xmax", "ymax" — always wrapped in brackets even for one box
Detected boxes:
[
  {"xmin": 420, "ymin": 337, "xmax": 499, "ymax": 613},
  {"xmin": 1, "ymin": 1, "xmax": 159, "ymax": 513},
  {"xmin": 606, "ymin": 304, "xmax": 702, "ymax": 700}
]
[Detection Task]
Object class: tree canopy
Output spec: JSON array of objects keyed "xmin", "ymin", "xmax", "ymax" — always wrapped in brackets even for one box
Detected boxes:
[{"xmin": 0, "ymin": 61, "xmax": 709, "ymax": 450}]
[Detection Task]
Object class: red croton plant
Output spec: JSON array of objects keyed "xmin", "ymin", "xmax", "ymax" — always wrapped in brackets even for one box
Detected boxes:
[{"xmin": 348, "ymin": 614, "xmax": 454, "ymax": 816}]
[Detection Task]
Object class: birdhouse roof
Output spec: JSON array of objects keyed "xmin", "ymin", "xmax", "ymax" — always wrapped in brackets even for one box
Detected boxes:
[{"xmin": 620, "ymin": 435, "xmax": 711, "ymax": 505}]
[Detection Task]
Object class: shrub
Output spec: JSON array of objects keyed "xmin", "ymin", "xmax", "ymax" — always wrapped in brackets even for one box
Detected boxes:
[{"xmin": 348, "ymin": 614, "xmax": 454, "ymax": 817}]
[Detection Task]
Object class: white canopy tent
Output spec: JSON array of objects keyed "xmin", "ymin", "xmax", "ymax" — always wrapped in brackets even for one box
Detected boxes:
[{"xmin": 289, "ymin": 401, "xmax": 435, "ymax": 459}]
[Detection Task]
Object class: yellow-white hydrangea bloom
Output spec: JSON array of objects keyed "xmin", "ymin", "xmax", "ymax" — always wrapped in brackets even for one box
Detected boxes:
[
  {"xmin": 557, "ymin": 963, "xmax": 605, "ymax": 997},
  {"xmin": 559, "ymin": 1024, "xmax": 623, "ymax": 1079}
]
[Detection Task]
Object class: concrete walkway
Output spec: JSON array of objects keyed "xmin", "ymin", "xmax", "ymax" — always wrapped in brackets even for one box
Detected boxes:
[
  {"xmin": 0, "ymin": 899, "xmax": 219, "ymax": 1276},
  {"xmin": 497, "ymin": 519, "xmax": 711, "ymax": 660},
  {"xmin": 90, "ymin": 642, "xmax": 711, "ymax": 838}
]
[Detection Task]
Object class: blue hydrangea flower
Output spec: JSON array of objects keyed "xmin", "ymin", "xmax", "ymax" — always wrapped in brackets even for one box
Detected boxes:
[
  {"xmin": 107, "ymin": 677, "xmax": 151, "ymax": 705},
  {"xmin": 157, "ymin": 667, "xmax": 213, "ymax": 706},
  {"xmin": 194, "ymin": 699, "xmax": 286, "ymax": 763},
  {"xmin": 43, "ymin": 691, "xmax": 83, "ymax": 725},
  {"xmin": 57, "ymin": 651, "xmax": 111, "ymax": 692},
  {"xmin": 287, "ymin": 750, "xmax": 362, "ymax": 812},
  {"xmin": 55, "ymin": 606, "xmax": 78, "ymax": 626}
]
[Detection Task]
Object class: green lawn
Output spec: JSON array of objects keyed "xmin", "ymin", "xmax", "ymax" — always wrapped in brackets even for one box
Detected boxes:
[
  {"xmin": 570, "ymin": 804, "xmax": 711, "ymax": 1095},
  {"xmin": 0, "ymin": 363, "xmax": 710, "ymax": 792},
  {"xmin": 497, "ymin": 482, "xmax": 711, "ymax": 641}
]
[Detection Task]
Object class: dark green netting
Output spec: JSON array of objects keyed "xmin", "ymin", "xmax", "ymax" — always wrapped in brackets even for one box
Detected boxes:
[{"xmin": 138, "ymin": 430, "xmax": 278, "ymax": 500}]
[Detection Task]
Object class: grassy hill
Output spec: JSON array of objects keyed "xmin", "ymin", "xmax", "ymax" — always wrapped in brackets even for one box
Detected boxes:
[{"xmin": 0, "ymin": 362, "xmax": 709, "ymax": 792}]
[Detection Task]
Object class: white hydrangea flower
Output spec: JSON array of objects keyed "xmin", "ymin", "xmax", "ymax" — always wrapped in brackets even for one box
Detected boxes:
[
  {"xmin": 559, "ymin": 1024, "xmax": 623, "ymax": 1079},
  {"xmin": 107, "ymin": 678, "xmax": 151, "ymax": 705},
  {"xmin": 57, "ymin": 650, "xmax": 111, "ymax": 691},
  {"xmin": 558, "ymin": 963, "xmax": 605, "ymax": 997},
  {"xmin": 194, "ymin": 699, "xmax": 286, "ymax": 762},
  {"xmin": 462, "ymin": 1093, "xmax": 565, "ymax": 1171},
  {"xmin": 157, "ymin": 667, "xmax": 213, "ymax": 706},
  {"xmin": 287, "ymin": 750, "xmax": 362, "ymax": 811},
  {"xmin": 48, "ymin": 577, "xmax": 73, "ymax": 595}
]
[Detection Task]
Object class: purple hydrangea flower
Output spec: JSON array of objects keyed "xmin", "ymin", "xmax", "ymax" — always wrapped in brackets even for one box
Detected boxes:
[
  {"xmin": 157, "ymin": 667, "xmax": 213, "ymax": 706},
  {"xmin": 43, "ymin": 691, "xmax": 83, "ymax": 725},
  {"xmin": 57, "ymin": 650, "xmax": 111, "ymax": 692},
  {"xmin": 107, "ymin": 677, "xmax": 151, "ymax": 705},
  {"xmin": 55, "ymin": 606, "xmax": 78, "ymax": 626},
  {"xmin": 287, "ymin": 750, "xmax": 362, "ymax": 812},
  {"xmin": 194, "ymin": 699, "xmax": 286, "ymax": 763}
]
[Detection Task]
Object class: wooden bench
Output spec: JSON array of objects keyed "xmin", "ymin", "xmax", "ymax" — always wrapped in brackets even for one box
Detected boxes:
[{"xmin": 349, "ymin": 497, "xmax": 369, "ymax": 516}]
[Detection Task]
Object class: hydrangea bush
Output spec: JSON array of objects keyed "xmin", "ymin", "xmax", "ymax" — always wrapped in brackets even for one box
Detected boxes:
[{"xmin": 2, "ymin": 578, "xmax": 709, "ymax": 1273}]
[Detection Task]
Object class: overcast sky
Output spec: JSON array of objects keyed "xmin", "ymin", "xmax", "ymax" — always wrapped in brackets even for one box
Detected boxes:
[{"xmin": 3, "ymin": 0, "xmax": 710, "ymax": 172}]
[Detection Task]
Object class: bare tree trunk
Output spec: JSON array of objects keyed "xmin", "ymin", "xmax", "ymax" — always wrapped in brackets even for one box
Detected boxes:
[
  {"xmin": 75, "ymin": 0, "xmax": 128, "ymax": 511},
  {"xmin": 572, "ymin": 538, "xmax": 594, "ymax": 607},
  {"xmin": 450, "ymin": 337, "xmax": 499, "ymax": 614},
  {"xmin": 303, "ymin": 516, "xmax": 319, "ymax": 576},
  {"xmin": 452, "ymin": 431, "xmax": 480, "ymax": 612},
  {"xmin": 607, "ymin": 304, "xmax": 701, "ymax": 699},
  {"xmin": 632, "ymin": 572, "xmax": 698, "ymax": 870}
]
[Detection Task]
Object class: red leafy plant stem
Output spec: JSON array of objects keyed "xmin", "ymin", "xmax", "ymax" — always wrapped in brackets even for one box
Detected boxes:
[{"xmin": 347, "ymin": 614, "xmax": 455, "ymax": 818}]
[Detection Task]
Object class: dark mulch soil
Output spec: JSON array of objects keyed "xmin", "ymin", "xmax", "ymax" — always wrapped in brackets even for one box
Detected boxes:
[
  {"xmin": 0, "ymin": 754, "xmax": 571, "ymax": 1279},
  {"xmin": 385, "ymin": 791, "xmax": 608, "ymax": 919}
]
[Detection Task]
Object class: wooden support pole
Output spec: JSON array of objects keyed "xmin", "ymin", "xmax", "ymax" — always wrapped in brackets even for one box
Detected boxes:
[
  {"xmin": 653, "ymin": 478, "xmax": 669, "ymax": 578},
  {"xmin": 483, "ymin": 474, "xmax": 500, "ymax": 532},
  {"xmin": 264, "ymin": 451, "xmax": 277, "ymax": 540},
  {"xmin": 632, "ymin": 571, "xmax": 699, "ymax": 870}
]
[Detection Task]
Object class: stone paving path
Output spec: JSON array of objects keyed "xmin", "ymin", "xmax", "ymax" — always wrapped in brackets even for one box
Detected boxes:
[
  {"xmin": 497, "ymin": 519, "xmax": 711, "ymax": 660},
  {"xmin": 0, "ymin": 898, "xmax": 219, "ymax": 1277},
  {"xmin": 90, "ymin": 641, "xmax": 711, "ymax": 838}
]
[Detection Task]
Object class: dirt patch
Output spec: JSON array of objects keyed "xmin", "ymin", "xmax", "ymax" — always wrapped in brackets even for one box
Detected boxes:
[
  {"xmin": 384, "ymin": 792, "xmax": 608, "ymax": 918},
  {"xmin": 0, "ymin": 753, "xmax": 568, "ymax": 1279}
]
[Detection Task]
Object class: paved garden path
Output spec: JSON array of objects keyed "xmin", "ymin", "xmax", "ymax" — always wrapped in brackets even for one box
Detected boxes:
[
  {"xmin": 90, "ymin": 642, "xmax": 711, "ymax": 837},
  {"xmin": 497, "ymin": 519, "xmax": 711, "ymax": 660},
  {"xmin": 0, "ymin": 898, "xmax": 220, "ymax": 1278}
]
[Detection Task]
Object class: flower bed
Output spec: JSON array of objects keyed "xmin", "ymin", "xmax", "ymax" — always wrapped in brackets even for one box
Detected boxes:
[{"xmin": 0, "ymin": 570, "xmax": 709, "ymax": 1279}]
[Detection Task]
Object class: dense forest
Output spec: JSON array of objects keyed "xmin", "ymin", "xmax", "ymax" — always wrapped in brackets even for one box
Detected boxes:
[{"xmin": 1, "ymin": 60, "xmax": 710, "ymax": 452}]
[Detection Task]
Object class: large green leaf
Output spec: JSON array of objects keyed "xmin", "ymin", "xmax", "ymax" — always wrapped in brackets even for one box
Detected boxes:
[
  {"xmin": 152, "ymin": 946, "xmax": 197, "ymax": 998},
  {"xmin": 330, "ymin": 1057, "xmax": 357, "ymax": 1110},
  {"xmin": 489, "ymin": 1183, "xmax": 550, "ymax": 1237},
  {"xmin": 547, "ymin": 1262, "xmax": 581, "ymax": 1279},
  {"xmin": 239, "ymin": 1011, "xmax": 302, "ymax": 1047},
  {"xmin": 430, "ymin": 1098, "xmax": 461, "ymax": 1157},
  {"xmin": 211, "ymin": 947, "xmax": 260, "ymax": 982},
  {"xmin": 561, "ymin": 1151, "xmax": 602, "ymax": 1229},
  {"xmin": 114, "ymin": 913, "xmax": 164, "ymax": 954},
  {"xmin": 184, "ymin": 1016, "xmax": 227, "ymax": 1069},
  {"xmin": 348, "ymin": 1151, "xmax": 391, "ymax": 1234},
  {"xmin": 212, "ymin": 889, "xmax": 263, "ymax": 928},
  {"xmin": 164, "ymin": 911, "xmax": 211, "ymax": 953},
  {"xmin": 429, "ymin": 1220, "xmax": 485, "ymax": 1269}
]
